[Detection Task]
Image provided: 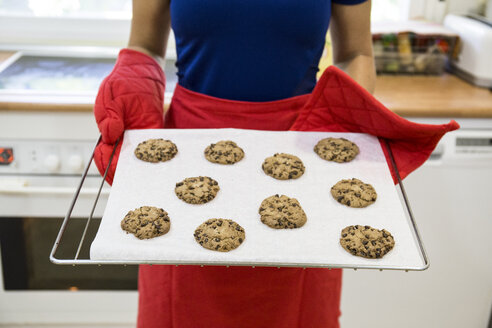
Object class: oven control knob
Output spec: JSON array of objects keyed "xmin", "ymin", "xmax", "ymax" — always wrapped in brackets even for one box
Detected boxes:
[
  {"xmin": 67, "ymin": 154, "xmax": 84, "ymax": 173},
  {"xmin": 44, "ymin": 154, "xmax": 61, "ymax": 173}
]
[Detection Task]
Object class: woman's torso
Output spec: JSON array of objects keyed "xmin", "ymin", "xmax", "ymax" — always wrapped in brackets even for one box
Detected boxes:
[{"xmin": 170, "ymin": 0, "xmax": 332, "ymax": 101}]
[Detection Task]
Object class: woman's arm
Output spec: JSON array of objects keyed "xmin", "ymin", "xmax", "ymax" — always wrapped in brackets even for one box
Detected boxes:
[
  {"xmin": 330, "ymin": 0, "xmax": 376, "ymax": 94},
  {"xmin": 128, "ymin": 0, "xmax": 171, "ymax": 59}
]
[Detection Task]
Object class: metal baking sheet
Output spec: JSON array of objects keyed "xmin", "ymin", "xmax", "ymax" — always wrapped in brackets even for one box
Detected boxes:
[{"xmin": 89, "ymin": 129, "xmax": 427, "ymax": 270}]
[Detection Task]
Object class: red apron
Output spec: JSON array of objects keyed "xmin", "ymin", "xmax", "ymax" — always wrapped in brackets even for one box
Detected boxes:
[{"xmin": 137, "ymin": 67, "xmax": 459, "ymax": 328}]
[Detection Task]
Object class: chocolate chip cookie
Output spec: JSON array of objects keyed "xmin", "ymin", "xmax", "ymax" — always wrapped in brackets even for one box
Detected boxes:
[
  {"xmin": 204, "ymin": 140, "xmax": 245, "ymax": 164},
  {"xmin": 261, "ymin": 153, "xmax": 305, "ymax": 180},
  {"xmin": 194, "ymin": 218, "xmax": 245, "ymax": 252},
  {"xmin": 259, "ymin": 194, "xmax": 307, "ymax": 229},
  {"xmin": 121, "ymin": 206, "xmax": 171, "ymax": 240},
  {"xmin": 331, "ymin": 178, "xmax": 377, "ymax": 208},
  {"xmin": 314, "ymin": 137, "xmax": 359, "ymax": 163},
  {"xmin": 340, "ymin": 225, "xmax": 395, "ymax": 259},
  {"xmin": 134, "ymin": 138, "xmax": 178, "ymax": 163},
  {"xmin": 175, "ymin": 176, "xmax": 220, "ymax": 204}
]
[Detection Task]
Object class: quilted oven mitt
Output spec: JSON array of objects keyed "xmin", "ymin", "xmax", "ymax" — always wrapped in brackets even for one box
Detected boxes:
[
  {"xmin": 291, "ymin": 66, "xmax": 460, "ymax": 183},
  {"xmin": 94, "ymin": 49, "xmax": 165, "ymax": 184}
]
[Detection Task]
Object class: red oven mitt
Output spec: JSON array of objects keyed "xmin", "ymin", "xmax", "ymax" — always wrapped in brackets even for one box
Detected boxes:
[
  {"xmin": 94, "ymin": 49, "xmax": 166, "ymax": 185},
  {"xmin": 291, "ymin": 66, "xmax": 460, "ymax": 183}
]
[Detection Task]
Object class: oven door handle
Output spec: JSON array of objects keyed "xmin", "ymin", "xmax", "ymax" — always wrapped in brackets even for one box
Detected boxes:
[{"xmin": 0, "ymin": 185, "xmax": 110, "ymax": 196}]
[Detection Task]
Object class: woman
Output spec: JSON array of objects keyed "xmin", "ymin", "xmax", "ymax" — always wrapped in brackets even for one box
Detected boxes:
[{"xmin": 95, "ymin": 0, "xmax": 372, "ymax": 326}]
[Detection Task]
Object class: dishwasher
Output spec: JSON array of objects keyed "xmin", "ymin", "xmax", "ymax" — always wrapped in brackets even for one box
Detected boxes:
[{"xmin": 340, "ymin": 118, "xmax": 492, "ymax": 328}]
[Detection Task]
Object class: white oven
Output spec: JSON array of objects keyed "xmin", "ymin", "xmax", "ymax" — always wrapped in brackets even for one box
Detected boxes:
[
  {"xmin": 0, "ymin": 50, "xmax": 145, "ymax": 325},
  {"xmin": 0, "ymin": 111, "xmax": 139, "ymax": 326},
  {"xmin": 0, "ymin": 49, "xmax": 181, "ymax": 325}
]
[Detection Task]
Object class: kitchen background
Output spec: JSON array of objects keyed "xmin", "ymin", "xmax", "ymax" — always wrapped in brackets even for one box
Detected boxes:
[{"xmin": 0, "ymin": 0, "xmax": 492, "ymax": 327}]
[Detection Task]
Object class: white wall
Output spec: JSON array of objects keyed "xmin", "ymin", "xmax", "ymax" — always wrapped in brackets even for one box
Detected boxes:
[{"xmin": 408, "ymin": 0, "xmax": 485, "ymax": 23}]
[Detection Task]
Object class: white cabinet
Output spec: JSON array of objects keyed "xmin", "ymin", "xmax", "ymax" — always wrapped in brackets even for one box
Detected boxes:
[{"xmin": 341, "ymin": 128, "xmax": 492, "ymax": 328}]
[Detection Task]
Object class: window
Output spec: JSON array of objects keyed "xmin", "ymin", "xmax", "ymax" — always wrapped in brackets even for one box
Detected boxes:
[
  {"xmin": 0, "ymin": 0, "xmax": 133, "ymax": 51},
  {"xmin": 371, "ymin": 0, "xmax": 409, "ymax": 22},
  {"xmin": 0, "ymin": 0, "xmax": 414, "ymax": 52},
  {"xmin": 2, "ymin": 0, "xmax": 411, "ymax": 20},
  {"xmin": 0, "ymin": 0, "xmax": 131, "ymax": 18}
]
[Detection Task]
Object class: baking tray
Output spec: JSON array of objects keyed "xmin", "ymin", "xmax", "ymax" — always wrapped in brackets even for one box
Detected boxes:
[{"xmin": 50, "ymin": 129, "xmax": 430, "ymax": 271}]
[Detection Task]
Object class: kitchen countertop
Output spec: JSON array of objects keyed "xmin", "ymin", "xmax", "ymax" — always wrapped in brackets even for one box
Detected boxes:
[
  {"xmin": 1, "ymin": 51, "xmax": 491, "ymax": 117},
  {"xmin": 374, "ymin": 74, "xmax": 492, "ymax": 118}
]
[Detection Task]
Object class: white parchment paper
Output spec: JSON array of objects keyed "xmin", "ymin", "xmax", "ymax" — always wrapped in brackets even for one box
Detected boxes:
[{"xmin": 90, "ymin": 129, "xmax": 425, "ymax": 269}]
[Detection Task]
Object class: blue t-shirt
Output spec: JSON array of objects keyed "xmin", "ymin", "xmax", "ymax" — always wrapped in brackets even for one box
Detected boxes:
[{"xmin": 171, "ymin": 0, "xmax": 366, "ymax": 101}]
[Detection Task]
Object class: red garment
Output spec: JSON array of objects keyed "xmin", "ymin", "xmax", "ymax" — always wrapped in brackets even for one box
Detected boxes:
[{"xmin": 137, "ymin": 67, "xmax": 459, "ymax": 328}]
